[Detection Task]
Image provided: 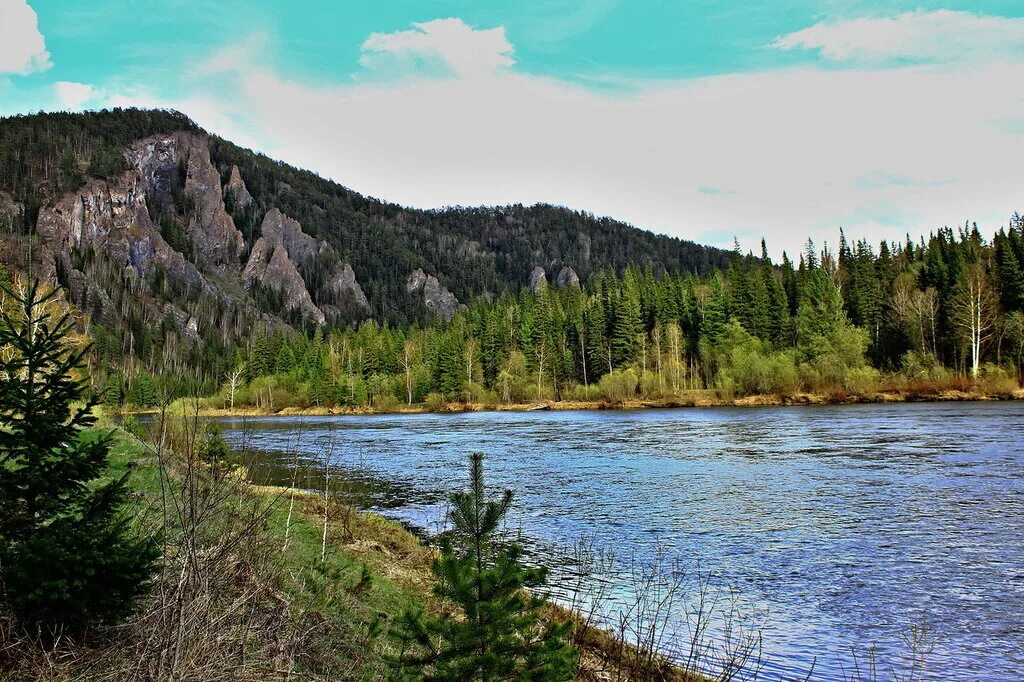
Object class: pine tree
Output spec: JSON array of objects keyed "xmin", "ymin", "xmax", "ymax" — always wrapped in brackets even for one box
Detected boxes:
[
  {"xmin": 0, "ymin": 282, "xmax": 159, "ymax": 631},
  {"xmin": 393, "ymin": 453, "xmax": 576, "ymax": 681}
]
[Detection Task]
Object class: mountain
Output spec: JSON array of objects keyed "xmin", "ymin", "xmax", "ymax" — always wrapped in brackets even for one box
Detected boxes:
[{"xmin": 0, "ymin": 108, "xmax": 728, "ymax": 377}]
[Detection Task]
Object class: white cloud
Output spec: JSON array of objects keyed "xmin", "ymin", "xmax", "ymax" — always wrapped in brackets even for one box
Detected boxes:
[
  {"xmin": 772, "ymin": 10, "xmax": 1024, "ymax": 64},
  {"xmin": 360, "ymin": 18, "xmax": 514, "ymax": 79},
  {"xmin": 54, "ymin": 81, "xmax": 95, "ymax": 110},
  {"xmin": 0, "ymin": 0, "xmax": 51, "ymax": 74},
  {"xmin": 92, "ymin": 17, "xmax": 1024, "ymax": 258}
]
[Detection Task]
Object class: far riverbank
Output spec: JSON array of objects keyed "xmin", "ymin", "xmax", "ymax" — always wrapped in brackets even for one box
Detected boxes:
[{"xmin": 118, "ymin": 385, "xmax": 1024, "ymax": 419}]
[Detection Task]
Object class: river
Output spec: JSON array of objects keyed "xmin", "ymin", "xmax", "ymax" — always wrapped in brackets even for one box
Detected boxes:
[{"xmin": 217, "ymin": 401, "xmax": 1024, "ymax": 681}]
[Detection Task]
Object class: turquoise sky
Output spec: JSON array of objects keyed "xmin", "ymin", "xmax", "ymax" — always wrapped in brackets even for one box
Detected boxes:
[
  {"xmin": 13, "ymin": 1, "xmax": 1024, "ymax": 91},
  {"xmin": 3, "ymin": 1, "xmax": 1024, "ymax": 254}
]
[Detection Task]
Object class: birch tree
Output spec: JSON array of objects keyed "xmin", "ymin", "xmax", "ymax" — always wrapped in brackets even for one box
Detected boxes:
[{"xmin": 952, "ymin": 262, "xmax": 997, "ymax": 378}]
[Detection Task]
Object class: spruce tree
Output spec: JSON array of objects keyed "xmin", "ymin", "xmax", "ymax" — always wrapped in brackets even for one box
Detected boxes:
[
  {"xmin": 393, "ymin": 453, "xmax": 576, "ymax": 681},
  {"xmin": 0, "ymin": 282, "xmax": 159, "ymax": 632}
]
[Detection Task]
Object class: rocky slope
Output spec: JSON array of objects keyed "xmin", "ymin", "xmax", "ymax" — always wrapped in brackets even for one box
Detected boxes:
[
  {"xmin": 0, "ymin": 108, "xmax": 731, "ymax": 376},
  {"xmin": 15, "ymin": 127, "xmax": 371, "ymax": 361}
]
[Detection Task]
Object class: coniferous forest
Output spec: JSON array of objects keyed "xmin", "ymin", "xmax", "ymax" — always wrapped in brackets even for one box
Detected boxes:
[
  {"xmin": 202, "ymin": 222, "xmax": 1024, "ymax": 413},
  {"xmin": 0, "ymin": 109, "xmax": 1022, "ymax": 411}
]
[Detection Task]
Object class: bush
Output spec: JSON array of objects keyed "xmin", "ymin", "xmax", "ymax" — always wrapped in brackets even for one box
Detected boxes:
[
  {"xmin": 373, "ymin": 393, "xmax": 400, "ymax": 412},
  {"xmin": 424, "ymin": 392, "xmax": 447, "ymax": 411},
  {"xmin": 639, "ymin": 370, "xmax": 664, "ymax": 399},
  {"xmin": 716, "ymin": 321, "xmax": 799, "ymax": 395},
  {"xmin": 976, "ymin": 364, "xmax": 1018, "ymax": 394},
  {"xmin": 844, "ymin": 366, "xmax": 880, "ymax": 394},
  {"xmin": 899, "ymin": 351, "xmax": 951, "ymax": 382},
  {"xmin": 564, "ymin": 383, "xmax": 595, "ymax": 402},
  {"xmin": 598, "ymin": 369, "xmax": 639, "ymax": 402},
  {"xmin": 459, "ymin": 381, "xmax": 491, "ymax": 404}
]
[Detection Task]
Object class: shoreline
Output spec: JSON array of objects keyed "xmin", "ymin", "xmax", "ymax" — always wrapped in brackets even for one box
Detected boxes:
[{"xmin": 118, "ymin": 387, "xmax": 1024, "ymax": 419}]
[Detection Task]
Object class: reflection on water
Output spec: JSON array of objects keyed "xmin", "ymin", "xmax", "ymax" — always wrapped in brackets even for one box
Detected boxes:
[{"xmin": 219, "ymin": 402, "xmax": 1024, "ymax": 681}]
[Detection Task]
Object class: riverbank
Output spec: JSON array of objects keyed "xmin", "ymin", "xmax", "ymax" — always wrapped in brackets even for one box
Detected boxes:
[
  {"xmin": 1, "ymin": 425, "xmax": 700, "ymax": 681},
  {"xmin": 120, "ymin": 384, "xmax": 1024, "ymax": 419}
]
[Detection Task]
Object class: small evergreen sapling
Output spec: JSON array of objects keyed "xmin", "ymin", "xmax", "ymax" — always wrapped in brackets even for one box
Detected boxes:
[
  {"xmin": 393, "ymin": 452, "xmax": 576, "ymax": 681},
  {"xmin": 0, "ymin": 281, "xmax": 159, "ymax": 632}
]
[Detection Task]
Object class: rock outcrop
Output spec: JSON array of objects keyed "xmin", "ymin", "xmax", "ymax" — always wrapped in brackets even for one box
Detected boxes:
[
  {"xmin": 0, "ymin": 192, "xmax": 21, "ymax": 233},
  {"xmin": 407, "ymin": 268, "xmax": 460, "ymax": 320},
  {"xmin": 555, "ymin": 266, "xmax": 580, "ymax": 288},
  {"xmin": 243, "ymin": 236, "xmax": 325, "ymax": 325},
  {"xmin": 258, "ymin": 209, "xmax": 319, "ymax": 266},
  {"xmin": 163, "ymin": 302, "xmax": 201, "ymax": 342},
  {"xmin": 34, "ymin": 172, "xmax": 206, "ymax": 295},
  {"xmin": 529, "ymin": 266, "xmax": 548, "ymax": 294},
  {"xmin": 223, "ymin": 165, "xmax": 253, "ymax": 209},
  {"xmin": 329, "ymin": 263, "xmax": 370, "ymax": 310},
  {"xmin": 129, "ymin": 133, "xmax": 245, "ymax": 265}
]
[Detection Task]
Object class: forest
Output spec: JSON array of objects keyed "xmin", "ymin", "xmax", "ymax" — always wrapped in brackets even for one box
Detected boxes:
[
  {"xmin": 118, "ymin": 220, "xmax": 1024, "ymax": 412},
  {"xmin": 1, "ymin": 109, "xmax": 1022, "ymax": 410}
]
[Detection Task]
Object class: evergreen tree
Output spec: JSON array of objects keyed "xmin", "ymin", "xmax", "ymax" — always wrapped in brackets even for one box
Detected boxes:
[
  {"xmin": 393, "ymin": 453, "xmax": 576, "ymax": 681},
  {"xmin": 0, "ymin": 282, "xmax": 159, "ymax": 631}
]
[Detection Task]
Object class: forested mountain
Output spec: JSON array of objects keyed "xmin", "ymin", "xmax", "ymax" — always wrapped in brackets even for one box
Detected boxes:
[
  {"xmin": 1, "ymin": 108, "xmax": 1022, "ymax": 409},
  {"xmin": 0, "ymin": 108, "xmax": 728, "ymax": 390}
]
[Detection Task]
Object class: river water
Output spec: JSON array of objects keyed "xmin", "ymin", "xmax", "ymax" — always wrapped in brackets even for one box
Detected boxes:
[{"xmin": 217, "ymin": 402, "xmax": 1024, "ymax": 681}]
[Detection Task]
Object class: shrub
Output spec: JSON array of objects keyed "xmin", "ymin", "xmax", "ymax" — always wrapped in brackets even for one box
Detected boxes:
[
  {"xmin": 845, "ymin": 366, "xmax": 880, "ymax": 395},
  {"xmin": 424, "ymin": 392, "xmax": 447, "ymax": 412},
  {"xmin": 598, "ymin": 369, "xmax": 639, "ymax": 402},
  {"xmin": 899, "ymin": 351, "xmax": 952, "ymax": 382},
  {"xmin": 373, "ymin": 393, "xmax": 400, "ymax": 412}
]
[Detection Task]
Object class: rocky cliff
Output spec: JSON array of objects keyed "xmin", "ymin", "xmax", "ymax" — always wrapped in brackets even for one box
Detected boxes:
[
  {"xmin": 129, "ymin": 132, "xmax": 245, "ymax": 266},
  {"xmin": 406, "ymin": 268, "xmax": 460, "ymax": 320}
]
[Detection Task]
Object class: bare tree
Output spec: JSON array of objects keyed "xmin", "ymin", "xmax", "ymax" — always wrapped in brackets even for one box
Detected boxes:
[
  {"xmin": 401, "ymin": 336, "xmax": 420, "ymax": 405},
  {"xmin": 226, "ymin": 363, "xmax": 245, "ymax": 410},
  {"xmin": 951, "ymin": 262, "xmax": 997, "ymax": 377}
]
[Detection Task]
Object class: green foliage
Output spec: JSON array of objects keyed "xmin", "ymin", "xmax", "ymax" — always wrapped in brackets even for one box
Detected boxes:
[
  {"xmin": 597, "ymin": 368, "xmax": 639, "ymax": 403},
  {"xmin": 392, "ymin": 453, "xmax": 576, "ymax": 681},
  {"xmin": 4, "ymin": 110, "xmax": 1023, "ymax": 403},
  {"xmin": 716, "ymin": 320, "xmax": 799, "ymax": 395},
  {"xmin": 0, "ymin": 282, "xmax": 159, "ymax": 632}
]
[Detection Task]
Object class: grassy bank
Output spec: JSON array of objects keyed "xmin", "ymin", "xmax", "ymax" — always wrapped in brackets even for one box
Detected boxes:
[
  {"xmin": 2, "ymin": 423, "xmax": 710, "ymax": 681},
  {"xmin": 119, "ymin": 379, "xmax": 1023, "ymax": 420}
]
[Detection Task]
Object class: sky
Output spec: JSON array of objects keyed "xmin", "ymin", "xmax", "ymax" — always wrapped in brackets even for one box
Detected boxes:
[{"xmin": 2, "ymin": 0, "xmax": 1023, "ymax": 257}]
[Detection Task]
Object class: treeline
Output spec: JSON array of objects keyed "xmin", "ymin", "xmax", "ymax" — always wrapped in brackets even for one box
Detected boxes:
[{"xmin": 168, "ymin": 221, "xmax": 1024, "ymax": 412}]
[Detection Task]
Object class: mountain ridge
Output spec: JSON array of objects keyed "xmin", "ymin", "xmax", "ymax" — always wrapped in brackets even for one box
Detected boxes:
[{"xmin": 0, "ymin": 108, "xmax": 729, "ymax": 378}]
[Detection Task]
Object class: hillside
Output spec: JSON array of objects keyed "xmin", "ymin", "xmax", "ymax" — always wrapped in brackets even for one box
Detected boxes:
[{"xmin": 0, "ymin": 108, "xmax": 727, "ymax": 380}]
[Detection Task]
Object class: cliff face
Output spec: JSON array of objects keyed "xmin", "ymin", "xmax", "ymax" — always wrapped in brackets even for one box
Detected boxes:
[
  {"xmin": 243, "ymin": 235, "xmax": 325, "ymax": 325},
  {"xmin": 26, "ymin": 130, "xmax": 374, "ymax": 338},
  {"xmin": 257, "ymin": 208, "xmax": 320, "ymax": 266},
  {"xmin": 407, "ymin": 268, "xmax": 460, "ymax": 320},
  {"xmin": 224, "ymin": 165, "xmax": 253, "ymax": 208},
  {"xmin": 34, "ymin": 169, "xmax": 206, "ymax": 293},
  {"xmin": 129, "ymin": 133, "xmax": 245, "ymax": 266}
]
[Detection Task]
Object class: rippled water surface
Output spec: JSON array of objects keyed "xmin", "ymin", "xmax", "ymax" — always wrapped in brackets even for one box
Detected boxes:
[{"xmin": 219, "ymin": 402, "xmax": 1024, "ymax": 680}]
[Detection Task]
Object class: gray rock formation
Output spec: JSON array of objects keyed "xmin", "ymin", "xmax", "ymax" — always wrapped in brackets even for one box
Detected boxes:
[
  {"xmin": 529, "ymin": 266, "xmax": 548, "ymax": 294},
  {"xmin": 223, "ymin": 165, "xmax": 253, "ymax": 209},
  {"xmin": 129, "ymin": 133, "xmax": 245, "ymax": 265},
  {"xmin": 34, "ymin": 172, "xmax": 206, "ymax": 295},
  {"xmin": 243, "ymin": 237, "xmax": 325, "ymax": 325},
  {"xmin": 258, "ymin": 208, "xmax": 319, "ymax": 266},
  {"xmin": 406, "ymin": 268, "xmax": 460, "ymax": 320},
  {"xmin": 163, "ymin": 302, "xmax": 201, "ymax": 342},
  {"xmin": 555, "ymin": 266, "xmax": 580, "ymax": 288},
  {"xmin": 329, "ymin": 263, "xmax": 370, "ymax": 309}
]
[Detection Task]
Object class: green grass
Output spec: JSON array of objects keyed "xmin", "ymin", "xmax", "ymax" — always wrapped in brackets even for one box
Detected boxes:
[{"xmin": 96, "ymin": 426, "xmax": 429, "ymax": 678}]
